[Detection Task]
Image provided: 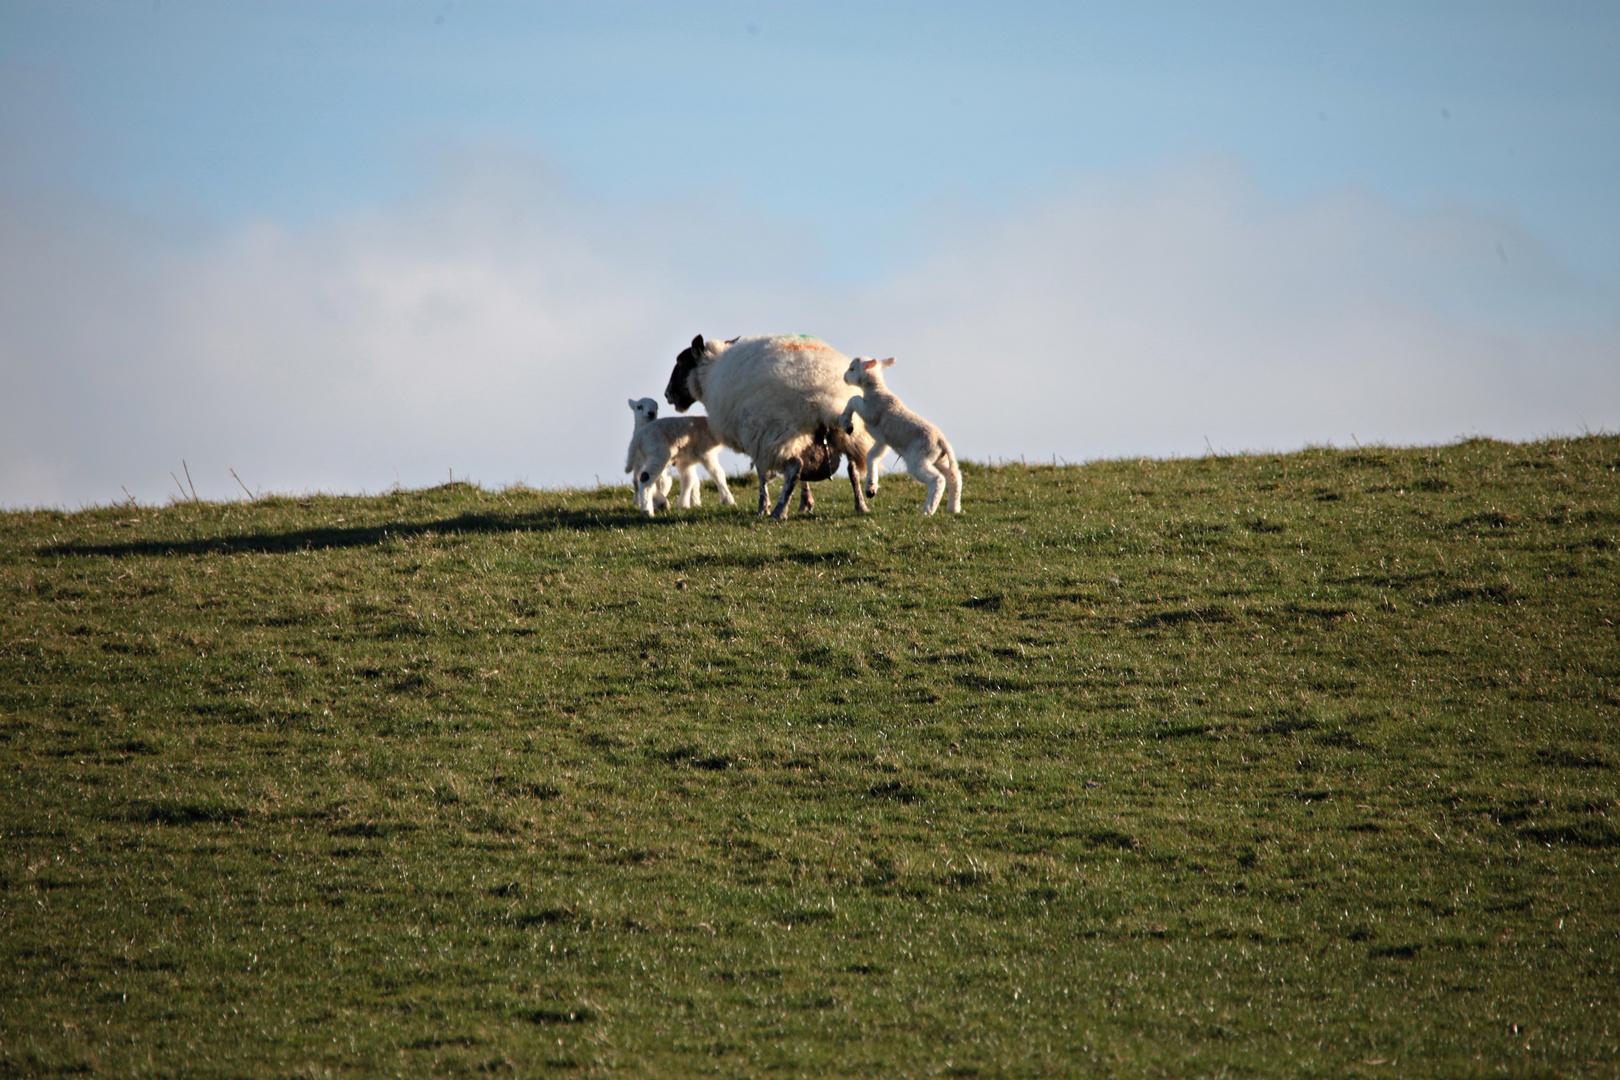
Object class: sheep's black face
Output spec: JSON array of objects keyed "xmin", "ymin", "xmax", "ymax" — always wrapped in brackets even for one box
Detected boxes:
[{"xmin": 664, "ymin": 335, "xmax": 704, "ymax": 412}]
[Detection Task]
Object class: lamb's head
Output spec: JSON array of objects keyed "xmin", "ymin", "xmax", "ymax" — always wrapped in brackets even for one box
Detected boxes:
[
  {"xmin": 664, "ymin": 335, "xmax": 708, "ymax": 412},
  {"xmin": 844, "ymin": 356, "xmax": 896, "ymax": 389},
  {"xmin": 628, "ymin": 397, "xmax": 660, "ymax": 428}
]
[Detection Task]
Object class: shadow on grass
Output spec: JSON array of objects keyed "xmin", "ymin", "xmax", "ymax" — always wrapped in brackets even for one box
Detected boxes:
[{"xmin": 40, "ymin": 506, "xmax": 665, "ymax": 560}]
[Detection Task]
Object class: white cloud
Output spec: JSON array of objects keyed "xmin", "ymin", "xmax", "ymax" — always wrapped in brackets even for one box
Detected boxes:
[{"xmin": 2, "ymin": 152, "xmax": 1615, "ymax": 509}]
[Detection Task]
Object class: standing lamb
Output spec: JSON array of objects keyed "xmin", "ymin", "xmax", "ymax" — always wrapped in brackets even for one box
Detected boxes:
[
  {"xmin": 624, "ymin": 397, "xmax": 735, "ymax": 515},
  {"xmin": 839, "ymin": 357, "xmax": 963, "ymax": 515},
  {"xmin": 664, "ymin": 334, "xmax": 874, "ymax": 519}
]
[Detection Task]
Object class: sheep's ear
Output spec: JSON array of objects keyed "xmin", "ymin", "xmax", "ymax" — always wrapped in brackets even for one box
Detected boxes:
[
  {"xmin": 880, "ymin": 357, "xmax": 896, "ymax": 368},
  {"xmin": 691, "ymin": 334, "xmax": 705, "ymax": 351}
]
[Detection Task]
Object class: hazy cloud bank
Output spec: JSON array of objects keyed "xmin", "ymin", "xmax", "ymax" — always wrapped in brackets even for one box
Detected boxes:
[{"xmin": 2, "ymin": 152, "xmax": 1615, "ymax": 508}]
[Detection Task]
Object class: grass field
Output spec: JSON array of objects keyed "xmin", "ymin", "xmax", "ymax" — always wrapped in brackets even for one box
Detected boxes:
[{"xmin": 2, "ymin": 436, "xmax": 1617, "ymax": 1077}]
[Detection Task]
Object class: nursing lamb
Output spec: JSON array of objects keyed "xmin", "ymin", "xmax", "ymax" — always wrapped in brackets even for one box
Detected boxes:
[{"xmin": 664, "ymin": 334, "xmax": 874, "ymax": 519}]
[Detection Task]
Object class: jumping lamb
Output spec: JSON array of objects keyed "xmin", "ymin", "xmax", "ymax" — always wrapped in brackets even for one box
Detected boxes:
[
  {"xmin": 664, "ymin": 334, "xmax": 874, "ymax": 519},
  {"xmin": 839, "ymin": 357, "xmax": 963, "ymax": 515},
  {"xmin": 624, "ymin": 397, "xmax": 735, "ymax": 515}
]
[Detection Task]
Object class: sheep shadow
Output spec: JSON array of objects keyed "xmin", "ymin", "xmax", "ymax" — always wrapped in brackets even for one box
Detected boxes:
[
  {"xmin": 40, "ymin": 505, "xmax": 668, "ymax": 561},
  {"xmin": 665, "ymin": 548, "xmax": 859, "ymax": 572}
]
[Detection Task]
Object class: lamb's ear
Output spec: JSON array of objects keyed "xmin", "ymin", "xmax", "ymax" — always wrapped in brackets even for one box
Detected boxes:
[
  {"xmin": 860, "ymin": 358, "xmax": 879, "ymax": 371},
  {"xmin": 628, "ymin": 399, "xmax": 637, "ymax": 409},
  {"xmin": 880, "ymin": 357, "xmax": 896, "ymax": 368}
]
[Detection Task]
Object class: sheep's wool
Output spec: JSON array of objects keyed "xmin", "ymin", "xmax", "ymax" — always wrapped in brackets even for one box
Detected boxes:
[{"xmin": 691, "ymin": 335, "xmax": 865, "ymax": 473}]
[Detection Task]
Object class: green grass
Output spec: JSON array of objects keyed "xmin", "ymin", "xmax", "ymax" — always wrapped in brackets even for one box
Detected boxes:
[{"xmin": 2, "ymin": 437, "xmax": 1617, "ymax": 1077}]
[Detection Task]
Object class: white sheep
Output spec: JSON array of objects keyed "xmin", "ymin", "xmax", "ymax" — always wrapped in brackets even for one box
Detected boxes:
[
  {"xmin": 838, "ymin": 357, "xmax": 962, "ymax": 514},
  {"xmin": 663, "ymin": 335, "xmax": 875, "ymax": 519},
  {"xmin": 624, "ymin": 397, "xmax": 735, "ymax": 515}
]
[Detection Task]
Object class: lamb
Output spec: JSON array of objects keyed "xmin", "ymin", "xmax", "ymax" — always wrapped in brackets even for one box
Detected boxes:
[
  {"xmin": 838, "ymin": 357, "xmax": 963, "ymax": 514},
  {"xmin": 624, "ymin": 397, "xmax": 735, "ymax": 515},
  {"xmin": 664, "ymin": 334, "xmax": 874, "ymax": 519},
  {"xmin": 786, "ymin": 423, "xmax": 864, "ymax": 513}
]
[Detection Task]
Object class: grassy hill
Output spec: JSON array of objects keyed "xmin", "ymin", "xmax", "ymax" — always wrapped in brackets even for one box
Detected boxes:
[{"xmin": 2, "ymin": 437, "xmax": 1617, "ymax": 1077}]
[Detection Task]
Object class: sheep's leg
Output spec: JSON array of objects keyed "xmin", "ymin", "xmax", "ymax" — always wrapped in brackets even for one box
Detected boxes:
[
  {"xmin": 756, "ymin": 468, "xmax": 772, "ymax": 515},
  {"xmin": 702, "ymin": 450, "xmax": 736, "ymax": 505},
  {"xmin": 770, "ymin": 458, "xmax": 802, "ymax": 520}
]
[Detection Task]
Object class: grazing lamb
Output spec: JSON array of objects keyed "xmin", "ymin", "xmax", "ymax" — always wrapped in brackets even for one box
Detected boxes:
[
  {"xmin": 624, "ymin": 397, "xmax": 735, "ymax": 515},
  {"xmin": 663, "ymin": 334, "xmax": 874, "ymax": 519},
  {"xmin": 839, "ymin": 357, "xmax": 962, "ymax": 514}
]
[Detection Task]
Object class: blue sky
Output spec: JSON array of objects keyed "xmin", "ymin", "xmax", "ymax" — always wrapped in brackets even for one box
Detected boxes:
[{"xmin": 2, "ymin": 1, "xmax": 1617, "ymax": 505}]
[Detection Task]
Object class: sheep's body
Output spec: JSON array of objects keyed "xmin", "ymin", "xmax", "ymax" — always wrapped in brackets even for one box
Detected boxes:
[
  {"xmin": 839, "ymin": 357, "xmax": 962, "ymax": 515},
  {"xmin": 665, "ymin": 335, "xmax": 875, "ymax": 518},
  {"xmin": 624, "ymin": 397, "xmax": 734, "ymax": 515}
]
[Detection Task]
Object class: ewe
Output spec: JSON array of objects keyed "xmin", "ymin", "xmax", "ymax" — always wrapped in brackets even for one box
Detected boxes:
[
  {"xmin": 839, "ymin": 357, "xmax": 962, "ymax": 515},
  {"xmin": 664, "ymin": 334, "xmax": 874, "ymax": 519},
  {"xmin": 624, "ymin": 397, "xmax": 735, "ymax": 515}
]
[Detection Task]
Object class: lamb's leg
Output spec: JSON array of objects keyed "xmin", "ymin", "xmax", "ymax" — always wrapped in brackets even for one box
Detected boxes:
[
  {"xmin": 702, "ymin": 450, "xmax": 736, "ymax": 506},
  {"xmin": 864, "ymin": 437, "xmax": 887, "ymax": 497},
  {"xmin": 643, "ymin": 448, "xmax": 675, "ymax": 514},
  {"xmin": 911, "ymin": 455, "xmax": 947, "ymax": 515},
  {"xmin": 653, "ymin": 468, "xmax": 673, "ymax": 512},
  {"xmin": 770, "ymin": 458, "xmax": 802, "ymax": 520},
  {"xmin": 629, "ymin": 452, "xmax": 648, "ymax": 513},
  {"xmin": 943, "ymin": 452, "xmax": 963, "ymax": 514},
  {"xmin": 636, "ymin": 468, "xmax": 663, "ymax": 515},
  {"xmin": 845, "ymin": 457, "xmax": 869, "ymax": 513},
  {"xmin": 678, "ymin": 463, "xmax": 702, "ymax": 508},
  {"xmin": 838, "ymin": 397, "xmax": 863, "ymax": 435},
  {"xmin": 634, "ymin": 468, "xmax": 651, "ymax": 513},
  {"xmin": 799, "ymin": 479, "xmax": 815, "ymax": 513}
]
